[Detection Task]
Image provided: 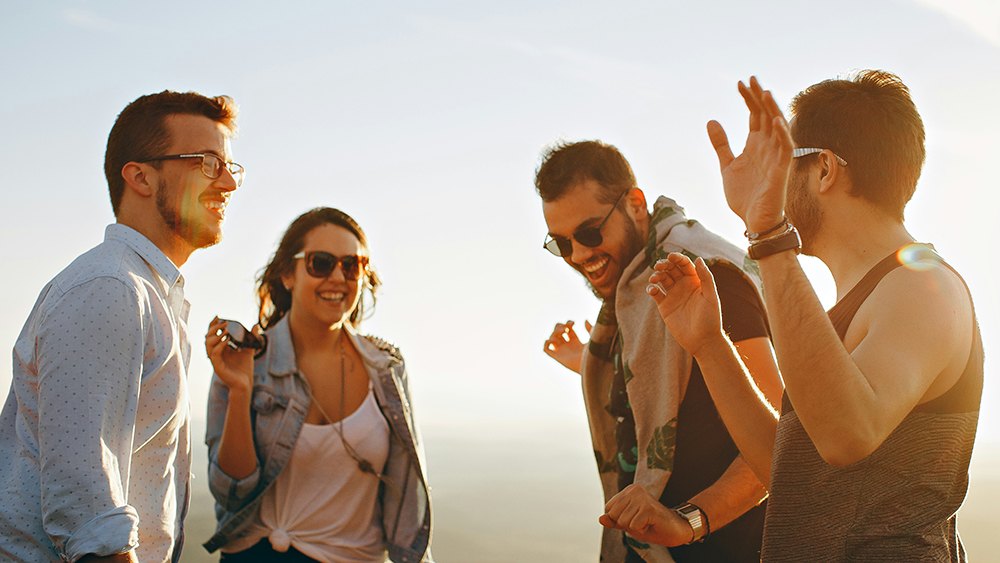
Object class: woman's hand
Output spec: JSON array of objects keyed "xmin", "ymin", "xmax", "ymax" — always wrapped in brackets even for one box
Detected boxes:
[
  {"xmin": 543, "ymin": 320, "xmax": 592, "ymax": 374},
  {"xmin": 205, "ymin": 317, "xmax": 255, "ymax": 395}
]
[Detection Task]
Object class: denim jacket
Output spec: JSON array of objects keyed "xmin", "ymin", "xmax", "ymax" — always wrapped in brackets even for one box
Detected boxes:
[{"xmin": 202, "ymin": 317, "xmax": 433, "ymax": 562}]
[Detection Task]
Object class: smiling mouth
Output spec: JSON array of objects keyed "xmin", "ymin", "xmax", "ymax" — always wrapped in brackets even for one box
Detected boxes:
[
  {"xmin": 582, "ymin": 256, "xmax": 609, "ymax": 276},
  {"xmin": 201, "ymin": 197, "xmax": 229, "ymax": 218},
  {"xmin": 318, "ymin": 291, "xmax": 346, "ymax": 303}
]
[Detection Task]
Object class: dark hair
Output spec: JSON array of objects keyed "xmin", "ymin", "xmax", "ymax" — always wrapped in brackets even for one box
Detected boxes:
[
  {"xmin": 790, "ymin": 70, "xmax": 925, "ymax": 220},
  {"xmin": 104, "ymin": 90, "xmax": 238, "ymax": 216},
  {"xmin": 257, "ymin": 207, "xmax": 382, "ymax": 330},
  {"xmin": 535, "ymin": 140, "xmax": 637, "ymax": 204}
]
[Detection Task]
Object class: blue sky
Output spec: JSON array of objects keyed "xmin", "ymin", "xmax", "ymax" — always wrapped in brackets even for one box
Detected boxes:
[{"xmin": 2, "ymin": 1, "xmax": 998, "ymax": 559}]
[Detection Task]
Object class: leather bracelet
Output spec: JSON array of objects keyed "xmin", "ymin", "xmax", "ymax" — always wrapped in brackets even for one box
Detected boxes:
[
  {"xmin": 748, "ymin": 224, "xmax": 801, "ymax": 260},
  {"xmin": 744, "ymin": 217, "xmax": 788, "ymax": 241}
]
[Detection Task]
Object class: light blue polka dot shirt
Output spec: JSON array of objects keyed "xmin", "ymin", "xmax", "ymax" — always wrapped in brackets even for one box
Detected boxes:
[{"xmin": 0, "ymin": 224, "xmax": 192, "ymax": 562}]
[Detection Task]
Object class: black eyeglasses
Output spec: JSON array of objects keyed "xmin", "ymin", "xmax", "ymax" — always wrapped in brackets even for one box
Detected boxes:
[
  {"xmin": 139, "ymin": 153, "xmax": 246, "ymax": 187},
  {"xmin": 293, "ymin": 251, "xmax": 368, "ymax": 280},
  {"xmin": 543, "ymin": 190, "xmax": 628, "ymax": 257}
]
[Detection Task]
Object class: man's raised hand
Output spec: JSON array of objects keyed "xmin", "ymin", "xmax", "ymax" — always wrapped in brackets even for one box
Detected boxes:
[
  {"xmin": 543, "ymin": 319, "xmax": 592, "ymax": 374},
  {"xmin": 708, "ymin": 76, "xmax": 794, "ymax": 233}
]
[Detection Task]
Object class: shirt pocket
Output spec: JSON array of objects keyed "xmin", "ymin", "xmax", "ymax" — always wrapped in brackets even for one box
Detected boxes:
[{"xmin": 251, "ymin": 386, "xmax": 293, "ymax": 473}]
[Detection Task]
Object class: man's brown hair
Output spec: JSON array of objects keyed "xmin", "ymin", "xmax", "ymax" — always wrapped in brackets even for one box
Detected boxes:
[
  {"xmin": 535, "ymin": 140, "xmax": 637, "ymax": 204},
  {"xmin": 790, "ymin": 70, "xmax": 925, "ymax": 220},
  {"xmin": 104, "ymin": 91, "xmax": 238, "ymax": 216}
]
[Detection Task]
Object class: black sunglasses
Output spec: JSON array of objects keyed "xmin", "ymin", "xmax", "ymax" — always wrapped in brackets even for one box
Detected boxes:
[
  {"xmin": 292, "ymin": 251, "xmax": 368, "ymax": 280},
  {"xmin": 543, "ymin": 190, "xmax": 628, "ymax": 257}
]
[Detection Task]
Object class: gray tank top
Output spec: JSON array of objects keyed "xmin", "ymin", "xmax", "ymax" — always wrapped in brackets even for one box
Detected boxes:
[{"xmin": 761, "ymin": 246, "xmax": 983, "ymax": 562}]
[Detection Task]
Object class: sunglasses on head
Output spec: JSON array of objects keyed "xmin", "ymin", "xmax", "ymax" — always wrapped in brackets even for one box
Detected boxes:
[
  {"xmin": 292, "ymin": 251, "xmax": 368, "ymax": 280},
  {"xmin": 543, "ymin": 189, "xmax": 628, "ymax": 257}
]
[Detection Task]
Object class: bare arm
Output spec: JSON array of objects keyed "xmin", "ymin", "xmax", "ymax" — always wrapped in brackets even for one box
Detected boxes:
[
  {"xmin": 710, "ymin": 76, "xmax": 973, "ymax": 465},
  {"xmin": 600, "ymin": 329, "xmax": 777, "ymax": 543},
  {"xmin": 755, "ymin": 251, "xmax": 970, "ymax": 465},
  {"xmin": 647, "ymin": 253, "xmax": 781, "ymax": 485}
]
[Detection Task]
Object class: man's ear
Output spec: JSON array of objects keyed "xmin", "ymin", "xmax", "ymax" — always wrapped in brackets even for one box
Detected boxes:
[
  {"xmin": 121, "ymin": 162, "xmax": 154, "ymax": 197},
  {"xmin": 817, "ymin": 151, "xmax": 843, "ymax": 194},
  {"xmin": 625, "ymin": 187, "xmax": 648, "ymax": 220}
]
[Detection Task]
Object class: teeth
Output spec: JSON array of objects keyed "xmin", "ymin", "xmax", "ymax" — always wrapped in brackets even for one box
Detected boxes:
[
  {"xmin": 319, "ymin": 292, "xmax": 345, "ymax": 302},
  {"xmin": 583, "ymin": 257, "xmax": 609, "ymax": 274},
  {"xmin": 204, "ymin": 200, "xmax": 226, "ymax": 211}
]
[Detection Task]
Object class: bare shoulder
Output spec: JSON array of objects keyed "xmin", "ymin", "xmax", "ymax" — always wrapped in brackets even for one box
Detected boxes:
[{"xmin": 849, "ymin": 257, "xmax": 974, "ymax": 395}]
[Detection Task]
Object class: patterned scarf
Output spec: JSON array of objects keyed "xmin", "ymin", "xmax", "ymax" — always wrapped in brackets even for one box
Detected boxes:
[{"xmin": 582, "ymin": 196, "xmax": 762, "ymax": 562}]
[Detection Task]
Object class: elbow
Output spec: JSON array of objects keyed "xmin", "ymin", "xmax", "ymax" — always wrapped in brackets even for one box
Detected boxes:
[{"xmin": 815, "ymin": 429, "xmax": 880, "ymax": 468}]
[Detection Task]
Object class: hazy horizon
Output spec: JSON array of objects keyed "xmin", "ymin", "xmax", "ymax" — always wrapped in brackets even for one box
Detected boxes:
[{"xmin": 2, "ymin": 1, "xmax": 998, "ymax": 561}]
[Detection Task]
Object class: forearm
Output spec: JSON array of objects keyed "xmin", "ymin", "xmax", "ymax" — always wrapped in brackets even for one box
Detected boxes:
[
  {"xmin": 695, "ymin": 335, "xmax": 778, "ymax": 486},
  {"xmin": 688, "ymin": 455, "xmax": 768, "ymax": 532},
  {"xmin": 215, "ymin": 389, "xmax": 257, "ymax": 479},
  {"xmin": 757, "ymin": 252, "xmax": 876, "ymax": 460}
]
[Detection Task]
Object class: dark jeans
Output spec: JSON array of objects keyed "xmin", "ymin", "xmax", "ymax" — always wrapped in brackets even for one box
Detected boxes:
[{"xmin": 219, "ymin": 539, "xmax": 318, "ymax": 562}]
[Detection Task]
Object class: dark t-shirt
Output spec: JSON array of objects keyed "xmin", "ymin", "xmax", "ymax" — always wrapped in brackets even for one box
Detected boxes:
[{"xmin": 617, "ymin": 263, "xmax": 770, "ymax": 563}]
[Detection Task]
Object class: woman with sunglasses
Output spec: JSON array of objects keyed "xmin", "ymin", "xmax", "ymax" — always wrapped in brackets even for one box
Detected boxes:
[{"xmin": 202, "ymin": 207, "xmax": 433, "ymax": 562}]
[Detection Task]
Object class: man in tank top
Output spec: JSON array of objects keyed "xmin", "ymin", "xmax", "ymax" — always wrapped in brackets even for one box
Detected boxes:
[{"xmin": 644, "ymin": 71, "xmax": 982, "ymax": 561}]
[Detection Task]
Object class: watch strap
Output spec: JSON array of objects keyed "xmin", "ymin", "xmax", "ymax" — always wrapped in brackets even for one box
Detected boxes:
[
  {"xmin": 673, "ymin": 502, "xmax": 708, "ymax": 543},
  {"xmin": 748, "ymin": 225, "xmax": 801, "ymax": 260}
]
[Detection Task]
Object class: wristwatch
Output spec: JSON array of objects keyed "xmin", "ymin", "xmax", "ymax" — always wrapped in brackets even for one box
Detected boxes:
[{"xmin": 673, "ymin": 503, "xmax": 708, "ymax": 543}]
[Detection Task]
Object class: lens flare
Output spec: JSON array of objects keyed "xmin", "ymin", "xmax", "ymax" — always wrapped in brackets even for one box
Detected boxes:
[{"xmin": 897, "ymin": 243, "xmax": 940, "ymax": 272}]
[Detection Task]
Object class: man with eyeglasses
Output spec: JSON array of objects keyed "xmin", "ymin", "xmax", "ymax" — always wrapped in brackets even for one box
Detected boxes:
[
  {"xmin": 536, "ymin": 140, "xmax": 781, "ymax": 562},
  {"xmin": 0, "ymin": 91, "xmax": 242, "ymax": 562},
  {"xmin": 645, "ymin": 72, "xmax": 983, "ymax": 561}
]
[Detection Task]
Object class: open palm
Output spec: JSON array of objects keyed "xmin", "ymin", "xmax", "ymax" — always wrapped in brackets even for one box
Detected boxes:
[
  {"xmin": 708, "ymin": 77, "xmax": 794, "ymax": 233},
  {"xmin": 647, "ymin": 254, "xmax": 723, "ymax": 357}
]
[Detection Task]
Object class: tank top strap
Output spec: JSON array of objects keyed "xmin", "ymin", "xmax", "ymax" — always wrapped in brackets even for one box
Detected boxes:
[{"xmin": 827, "ymin": 248, "xmax": 916, "ymax": 340}]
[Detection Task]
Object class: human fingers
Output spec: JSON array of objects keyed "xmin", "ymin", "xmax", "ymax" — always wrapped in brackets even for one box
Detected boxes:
[
  {"xmin": 584, "ymin": 320, "xmax": 593, "ymax": 333},
  {"xmin": 694, "ymin": 257, "xmax": 719, "ymax": 296},
  {"xmin": 707, "ymin": 120, "xmax": 735, "ymax": 170},
  {"xmin": 771, "ymin": 112, "xmax": 793, "ymax": 157},
  {"xmin": 738, "ymin": 80, "xmax": 761, "ymax": 132},
  {"xmin": 598, "ymin": 513, "xmax": 618, "ymax": 529}
]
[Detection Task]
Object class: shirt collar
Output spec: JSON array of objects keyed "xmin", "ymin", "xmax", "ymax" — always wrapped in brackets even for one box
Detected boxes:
[
  {"xmin": 266, "ymin": 316, "xmax": 391, "ymax": 377},
  {"xmin": 105, "ymin": 224, "xmax": 183, "ymax": 287}
]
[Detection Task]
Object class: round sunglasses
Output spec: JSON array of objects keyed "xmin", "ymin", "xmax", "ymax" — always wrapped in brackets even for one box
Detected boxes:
[
  {"xmin": 292, "ymin": 251, "xmax": 368, "ymax": 280},
  {"xmin": 543, "ymin": 189, "xmax": 628, "ymax": 257}
]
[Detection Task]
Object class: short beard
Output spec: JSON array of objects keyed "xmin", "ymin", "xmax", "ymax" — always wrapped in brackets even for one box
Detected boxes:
[
  {"xmin": 786, "ymin": 170, "xmax": 822, "ymax": 255},
  {"xmin": 156, "ymin": 178, "xmax": 221, "ymax": 250},
  {"xmin": 582, "ymin": 218, "xmax": 645, "ymax": 301}
]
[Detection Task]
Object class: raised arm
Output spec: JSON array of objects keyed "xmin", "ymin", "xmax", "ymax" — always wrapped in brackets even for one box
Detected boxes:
[
  {"xmin": 708, "ymin": 77, "xmax": 974, "ymax": 466},
  {"xmin": 204, "ymin": 318, "xmax": 260, "ymax": 510},
  {"xmin": 647, "ymin": 254, "xmax": 779, "ymax": 484},
  {"xmin": 542, "ymin": 319, "xmax": 592, "ymax": 374}
]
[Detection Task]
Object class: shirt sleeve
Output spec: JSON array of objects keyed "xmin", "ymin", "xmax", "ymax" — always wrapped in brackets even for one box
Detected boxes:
[
  {"xmin": 205, "ymin": 374, "xmax": 261, "ymax": 512},
  {"xmin": 710, "ymin": 262, "xmax": 770, "ymax": 343},
  {"xmin": 35, "ymin": 277, "xmax": 143, "ymax": 560}
]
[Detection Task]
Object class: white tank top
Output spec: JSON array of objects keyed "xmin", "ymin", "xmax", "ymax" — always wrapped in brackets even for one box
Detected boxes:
[{"xmin": 224, "ymin": 386, "xmax": 391, "ymax": 562}]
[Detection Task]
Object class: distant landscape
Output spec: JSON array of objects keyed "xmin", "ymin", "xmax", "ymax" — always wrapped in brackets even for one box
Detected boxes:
[{"xmin": 180, "ymin": 421, "xmax": 997, "ymax": 562}]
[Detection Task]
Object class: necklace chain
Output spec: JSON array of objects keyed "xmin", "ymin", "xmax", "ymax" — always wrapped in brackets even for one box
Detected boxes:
[{"xmin": 304, "ymin": 331, "xmax": 385, "ymax": 482}]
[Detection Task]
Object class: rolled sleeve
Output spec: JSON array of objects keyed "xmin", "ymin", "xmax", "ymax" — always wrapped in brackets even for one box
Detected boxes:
[
  {"xmin": 35, "ymin": 277, "xmax": 145, "ymax": 558},
  {"xmin": 63, "ymin": 506, "xmax": 139, "ymax": 562},
  {"xmin": 205, "ymin": 375, "xmax": 261, "ymax": 511},
  {"xmin": 208, "ymin": 459, "xmax": 261, "ymax": 512}
]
